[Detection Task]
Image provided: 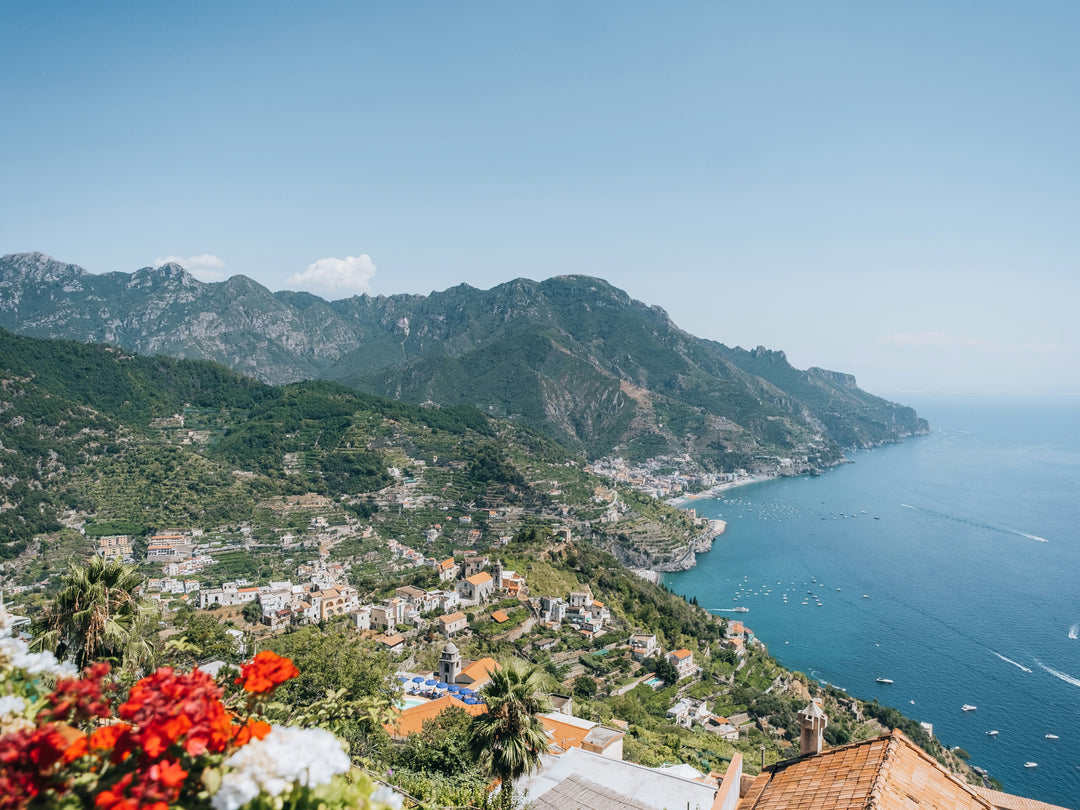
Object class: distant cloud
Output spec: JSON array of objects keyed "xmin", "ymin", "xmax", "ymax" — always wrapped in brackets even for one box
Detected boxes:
[
  {"xmin": 879, "ymin": 332, "xmax": 995, "ymax": 350},
  {"xmin": 288, "ymin": 255, "xmax": 376, "ymax": 296},
  {"xmin": 154, "ymin": 253, "xmax": 227, "ymax": 282}
]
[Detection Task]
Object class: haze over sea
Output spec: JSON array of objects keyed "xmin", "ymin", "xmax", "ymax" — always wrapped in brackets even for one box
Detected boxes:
[{"xmin": 665, "ymin": 396, "xmax": 1080, "ymax": 809}]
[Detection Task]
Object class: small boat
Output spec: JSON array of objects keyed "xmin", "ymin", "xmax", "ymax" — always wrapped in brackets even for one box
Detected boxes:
[
  {"xmin": 1045, "ymin": 734, "xmax": 1059, "ymax": 739},
  {"xmin": 733, "ymin": 606, "xmax": 749, "ymax": 613},
  {"xmin": 962, "ymin": 705, "xmax": 977, "ymax": 711},
  {"xmin": 876, "ymin": 678, "xmax": 894, "ymax": 684},
  {"xmin": 987, "ymin": 731, "xmax": 999, "ymax": 737},
  {"xmin": 1024, "ymin": 762, "xmax": 1038, "ymax": 768},
  {"xmin": 862, "ymin": 594, "xmax": 870, "ymax": 599}
]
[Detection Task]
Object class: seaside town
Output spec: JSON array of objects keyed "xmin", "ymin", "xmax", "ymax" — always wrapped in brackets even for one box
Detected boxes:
[
  {"xmin": 82, "ymin": 518, "xmax": 758, "ymax": 747},
  {"xmin": 4, "ymin": 489, "xmax": 1047, "ymax": 810},
  {"xmin": 586, "ymin": 454, "xmax": 787, "ymax": 505}
]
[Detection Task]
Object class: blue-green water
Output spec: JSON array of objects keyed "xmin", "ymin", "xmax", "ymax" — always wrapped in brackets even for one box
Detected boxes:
[{"xmin": 665, "ymin": 397, "xmax": 1080, "ymax": 808}]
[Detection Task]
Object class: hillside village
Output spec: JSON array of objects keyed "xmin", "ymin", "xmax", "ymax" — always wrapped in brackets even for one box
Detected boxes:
[
  {"xmin": 85, "ymin": 514, "xmax": 763, "ymax": 753},
  {"xmin": 20, "ymin": 510, "xmax": 1044, "ymax": 810}
]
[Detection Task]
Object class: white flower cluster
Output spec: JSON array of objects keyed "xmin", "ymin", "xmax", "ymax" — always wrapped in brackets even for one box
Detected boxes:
[
  {"xmin": 211, "ymin": 725, "xmax": 351, "ymax": 810},
  {"xmin": 370, "ymin": 785, "xmax": 405, "ymax": 810},
  {"xmin": 0, "ymin": 694, "xmax": 27, "ymax": 716},
  {"xmin": 0, "ymin": 625, "xmax": 78, "ymax": 678}
]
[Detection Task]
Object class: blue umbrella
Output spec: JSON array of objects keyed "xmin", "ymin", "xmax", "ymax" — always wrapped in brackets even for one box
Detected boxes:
[
  {"xmin": 459, "ymin": 688, "xmax": 474, "ymax": 695},
  {"xmin": 425, "ymin": 679, "xmax": 437, "ymax": 686},
  {"xmin": 398, "ymin": 675, "xmax": 410, "ymax": 682},
  {"xmin": 435, "ymin": 681, "xmax": 448, "ymax": 689},
  {"xmin": 412, "ymin": 676, "xmax": 425, "ymax": 683},
  {"xmin": 448, "ymin": 684, "xmax": 461, "ymax": 692},
  {"xmin": 463, "ymin": 698, "xmax": 477, "ymax": 704}
]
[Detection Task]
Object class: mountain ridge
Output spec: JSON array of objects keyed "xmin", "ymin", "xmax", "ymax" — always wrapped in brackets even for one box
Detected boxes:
[{"xmin": 0, "ymin": 252, "xmax": 928, "ymax": 469}]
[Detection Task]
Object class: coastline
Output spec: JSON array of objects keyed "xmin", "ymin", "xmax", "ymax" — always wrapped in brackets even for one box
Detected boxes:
[
  {"xmin": 651, "ymin": 517, "xmax": 728, "ymax": 573},
  {"xmin": 665, "ymin": 473, "xmax": 781, "ymax": 507},
  {"xmin": 658, "ymin": 419, "xmax": 1068, "ymax": 804}
]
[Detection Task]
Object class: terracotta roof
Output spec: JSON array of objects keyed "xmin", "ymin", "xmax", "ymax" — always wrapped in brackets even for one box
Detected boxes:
[
  {"xmin": 972, "ymin": 786, "xmax": 1073, "ymax": 810},
  {"xmin": 491, "ymin": 610, "xmax": 510, "ymax": 623},
  {"xmin": 438, "ymin": 558, "xmax": 455, "ymax": 570},
  {"xmin": 541, "ymin": 715, "xmax": 592, "ymax": 753},
  {"xmin": 670, "ymin": 648, "xmax": 692, "ymax": 659},
  {"xmin": 439, "ymin": 611, "xmax": 467, "ymax": 625},
  {"xmin": 457, "ymin": 657, "xmax": 499, "ymax": 685},
  {"xmin": 376, "ymin": 635, "xmax": 405, "ymax": 648},
  {"xmin": 738, "ymin": 729, "xmax": 1014, "ymax": 810},
  {"xmin": 383, "ymin": 695, "xmax": 487, "ymax": 739},
  {"xmin": 466, "ymin": 572, "xmax": 492, "ymax": 585}
]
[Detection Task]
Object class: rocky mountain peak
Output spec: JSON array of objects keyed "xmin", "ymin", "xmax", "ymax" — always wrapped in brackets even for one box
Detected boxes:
[
  {"xmin": 129, "ymin": 263, "xmax": 202, "ymax": 290},
  {"xmin": 1, "ymin": 251, "xmax": 86, "ymax": 285}
]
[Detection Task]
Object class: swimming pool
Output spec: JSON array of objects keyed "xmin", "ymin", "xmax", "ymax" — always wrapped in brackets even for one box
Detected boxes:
[
  {"xmin": 643, "ymin": 677, "xmax": 663, "ymax": 689},
  {"xmin": 399, "ymin": 697, "xmax": 429, "ymax": 710}
]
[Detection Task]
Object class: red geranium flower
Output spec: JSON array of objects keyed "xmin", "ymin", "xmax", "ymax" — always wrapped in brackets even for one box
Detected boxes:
[
  {"xmin": 119, "ymin": 667, "xmax": 233, "ymax": 758},
  {"xmin": 39, "ymin": 662, "xmax": 114, "ymax": 725},
  {"xmin": 89, "ymin": 723, "xmax": 135, "ymax": 763},
  {"xmin": 231, "ymin": 717, "xmax": 272, "ymax": 746},
  {"xmin": 234, "ymin": 651, "xmax": 299, "ymax": 694},
  {"xmin": 147, "ymin": 759, "xmax": 187, "ymax": 790}
]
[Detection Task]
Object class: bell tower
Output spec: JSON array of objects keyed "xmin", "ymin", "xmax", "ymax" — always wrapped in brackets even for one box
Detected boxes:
[{"xmin": 438, "ymin": 641, "xmax": 462, "ymax": 685}]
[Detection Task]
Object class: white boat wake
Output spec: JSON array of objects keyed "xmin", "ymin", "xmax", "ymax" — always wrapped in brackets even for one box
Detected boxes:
[
  {"xmin": 1036, "ymin": 660, "xmax": 1080, "ymax": 689},
  {"xmin": 992, "ymin": 651, "xmax": 1033, "ymax": 673},
  {"xmin": 897, "ymin": 503, "xmax": 1048, "ymax": 542},
  {"xmin": 1068, "ymin": 624, "xmax": 1078, "ymax": 640}
]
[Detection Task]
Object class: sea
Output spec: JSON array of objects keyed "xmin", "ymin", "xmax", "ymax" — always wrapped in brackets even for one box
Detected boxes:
[{"xmin": 664, "ymin": 396, "xmax": 1080, "ymax": 809}]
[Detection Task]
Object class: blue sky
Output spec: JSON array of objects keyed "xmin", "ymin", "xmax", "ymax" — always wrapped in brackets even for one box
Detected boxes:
[{"xmin": 3, "ymin": 1, "xmax": 1078, "ymax": 398}]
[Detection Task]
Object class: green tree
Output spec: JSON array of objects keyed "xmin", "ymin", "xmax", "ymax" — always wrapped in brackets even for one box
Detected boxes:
[
  {"xmin": 396, "ymin": 705, "xmax": 477, "ymax": 776},
  {"xmin": 264, "ymin": 624, "xmax": 398, "ymax": 759},
  {"xmin": 573, "ymin": 674, "xmax": 598, "ymax": 699},
  {"xmin": 167, "ymin": 614, "xmax": 239, "ymax": 665},
  {"xmin": 265, "ymin": 624, "xmax": 395, "ymax": 706},
  {"xmin": 242, "ymin": 599, "xmax": 263, "ymax": 625},
  {"xmin": 34, "ymin": 556, "xmax": 154, "ymax": 671},
  {"xmin": 653, "ymin": 654, "xmax": 679, "ymax": 685},
  {"xmin": 470, "ymin": 659, "xmax": 553, "ymax": 809}
]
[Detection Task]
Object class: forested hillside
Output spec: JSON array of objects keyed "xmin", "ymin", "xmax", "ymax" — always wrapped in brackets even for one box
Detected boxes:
[
  {"xmin": 0, "ymin": 329, "xmax": 697, "ymax": 575},
  {"xmin": 0, "ymin": 254, "xmax": 929, "ymax": 471}
]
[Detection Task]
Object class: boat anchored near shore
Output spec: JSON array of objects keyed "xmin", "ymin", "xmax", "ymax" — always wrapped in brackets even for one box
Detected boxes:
[{"xmin": 875, "ymin": 678, "xmax": 894, "ymax": 684}]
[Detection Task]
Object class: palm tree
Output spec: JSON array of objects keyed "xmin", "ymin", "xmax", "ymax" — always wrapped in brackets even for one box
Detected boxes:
[
  {"xmin": 34, "ymin": 556, "xmax": 154, "ymax": 671},
  {"xmin": 470, "ymin": 658, "xmax": 553, "ymax": 808}
]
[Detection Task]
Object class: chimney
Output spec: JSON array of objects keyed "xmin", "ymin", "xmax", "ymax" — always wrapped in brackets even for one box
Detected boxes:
[{"xmin": 797, "ymin": 699, "xmax": 828, "ymax": 756}]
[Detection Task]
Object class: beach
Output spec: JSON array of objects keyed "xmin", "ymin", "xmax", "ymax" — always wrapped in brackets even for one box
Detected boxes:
[{"xmin": 667, "ymin": 473, "xmax": 779, "ymax": 507}]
